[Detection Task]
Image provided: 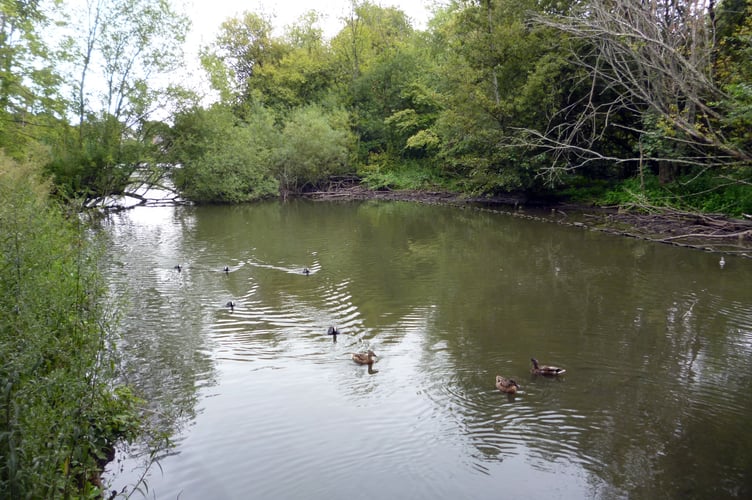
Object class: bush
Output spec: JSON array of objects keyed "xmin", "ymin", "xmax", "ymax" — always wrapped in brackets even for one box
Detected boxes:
[
  {"xmin": 0, "ymin": 154, "xmax": 141, "ymax": 498},
  {"xmin": 599, "ymin": 170, "xmax": 752, "ymax": 215},
  {"xmin": 171, "ymin": 105, "xmax": 280, "ymax": 203},
  {"xmin": 273, "ymin": 105, "xmax": 352, "ymax": 194}
]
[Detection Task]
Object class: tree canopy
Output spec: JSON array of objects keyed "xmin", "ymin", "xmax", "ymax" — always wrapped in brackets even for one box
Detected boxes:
[{"xmin": 1, "ymin": 0, "xmax": 750, "ymax": 213}]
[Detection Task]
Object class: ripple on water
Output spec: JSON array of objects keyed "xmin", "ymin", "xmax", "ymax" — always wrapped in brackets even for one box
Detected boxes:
[{"xmin": 102, "ymin": 203, "xmax": 752, "ymax": 500}]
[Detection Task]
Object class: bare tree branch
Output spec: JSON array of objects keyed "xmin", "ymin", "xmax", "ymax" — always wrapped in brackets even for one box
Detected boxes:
[{"xmin": 521, "ymin": 0, "xmax": 752, "ymax": 181}]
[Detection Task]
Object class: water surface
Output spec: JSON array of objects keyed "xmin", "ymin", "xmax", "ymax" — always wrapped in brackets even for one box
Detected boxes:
[{"xmin": 102, "ymin": 199, "xmax": 752, "ymax": 499}]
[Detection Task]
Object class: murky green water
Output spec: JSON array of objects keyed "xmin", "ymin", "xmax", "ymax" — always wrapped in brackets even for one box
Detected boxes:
[{"xmin": 102, "ymin": 199, "xmax": 752, "ymax": 499}]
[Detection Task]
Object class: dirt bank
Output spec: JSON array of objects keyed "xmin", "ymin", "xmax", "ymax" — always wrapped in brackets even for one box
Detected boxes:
[{"xmin": 304, "ymin": 185, "xmax": 752, "ymax": 257}]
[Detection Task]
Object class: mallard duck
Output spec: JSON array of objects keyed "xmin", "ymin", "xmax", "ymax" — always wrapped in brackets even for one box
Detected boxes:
[
  {"xmin": 531, "ymin": 357, "xmax": 566, "ymax": 376},
  {"xmin": 225, "ymin": 300, "xmax": 235, "ymax": 312},
  {"xmin": 496, "ymin": 375, "xmax": 520, "ymax": 394},
  {"xmin": 352, "ymin": 350, "xmax": 377, "ymax": 365}
]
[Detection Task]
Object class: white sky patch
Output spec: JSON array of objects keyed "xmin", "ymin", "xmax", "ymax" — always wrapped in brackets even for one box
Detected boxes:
[{"xmin": 184, "ymin": 0, "xmax": 434, "ymax": 49}]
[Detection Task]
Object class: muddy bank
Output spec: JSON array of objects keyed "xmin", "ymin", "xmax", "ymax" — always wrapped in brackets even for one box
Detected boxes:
[{"xmin": 304, "ymin": 185, "xmax": 752, "ymax": 257}]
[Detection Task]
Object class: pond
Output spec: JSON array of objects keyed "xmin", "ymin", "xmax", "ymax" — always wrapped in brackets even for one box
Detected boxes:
[{"xmin": 102, "ymin": 199, "xmax": 752, "ymax": 499}]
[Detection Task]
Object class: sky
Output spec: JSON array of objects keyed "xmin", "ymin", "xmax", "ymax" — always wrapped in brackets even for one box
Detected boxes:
[{"xmin": 184, "ymin": 0, "xmax": 437, "ymax": 49}]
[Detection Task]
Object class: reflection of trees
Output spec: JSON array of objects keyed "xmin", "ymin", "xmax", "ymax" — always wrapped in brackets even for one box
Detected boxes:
[
  {"xmin": 109, "ymin": 200, "xmax": 752, "ymax": 498},
  {"xmin": 412, "ymin": 216, "xmax": 752, "ymax": 497},
  {"xmin": 102, "ymin": 212, "xmax": 217, "ymax": 446}
]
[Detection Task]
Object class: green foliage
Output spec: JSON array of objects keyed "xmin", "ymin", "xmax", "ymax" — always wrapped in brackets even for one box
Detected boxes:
[
  {"xmin": 202, "ymin": 11, "xmax": 286, "ymax": 103},
  {"xmin": 556, "ymin": 175, "xmax": 615, "ymax": 203},
  {"xmin": 427, "ymin": 0, "xmax": 579, "ymax": 194},
  {"xmin": 44, "ymin": 115, "xmax": 147, "ymax": 204},
  {"xmin": 169, "ymin": 102, "xmax": 354, "ymax": 202},
  {"xmin": 170, "ymin": 105, "xmax": 279, "ymax": 203},
  {"xmin": 273, "ymin": 105, "xmax": 351, "ymax": 194},
  {"xmin": 599, "ymin": 170, "xmax": 752, "ymax": 215},
  {"xmin": 0, "ymin": 154, "xmax": 142, "ymax": 498},
  {"xmin": 359, "ymin": 157, "xmax": 455, "ymax": 191},
  {"xmin": 0, "ymin": 1, "xmax": 65, "ymax": 159}
]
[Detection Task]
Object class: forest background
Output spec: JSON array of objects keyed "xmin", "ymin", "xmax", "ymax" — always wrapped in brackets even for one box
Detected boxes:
[{"xmin": 2, "ymin": 0, "xmax": 752, "ymax": 214}]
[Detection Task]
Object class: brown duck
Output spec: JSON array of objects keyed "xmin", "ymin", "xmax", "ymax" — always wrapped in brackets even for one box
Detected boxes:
[
  {"xmin": 495, "ymin": 375, "xmax": 520, "ymax": 394},
  {"xmin": 351, "ymin": 350, "xmax": 377, "ymax": 365},
  {"xmin": 530, "ymin": 357, "xmax": 566, "ymax": 376}
]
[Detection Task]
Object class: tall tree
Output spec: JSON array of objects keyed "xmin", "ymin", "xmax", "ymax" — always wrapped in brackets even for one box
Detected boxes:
[
  {"xmin": 48, "ymin": 0, "xmax": 190, "ymax": 204},
  {"xmin": 0, "ymin": 0, "xmax": 64, "ymax": 158},
  {"xmin": 330, "ymin": 1, "xmax": 418, "ymax": 162},
  {"xmin": 200, "ymin": 11, "xmax": 285, "ymax": 105},
  {"xmin": 427, "ymin": 0, "xmax": 577, "ymax": 193},
  {"xmin": 248, "ymin": 11, "xmax": 335, "ymax": 111}
]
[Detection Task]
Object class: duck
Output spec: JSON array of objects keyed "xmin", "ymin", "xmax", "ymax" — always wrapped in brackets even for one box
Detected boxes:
[
  {"xmin": 327, "ymin": 326, "xmax": 340, "ymax": 342},
  {"xmin": 174, "ymin": 264, "xmax": 182, "ymax": 272},
  {"xmin": 225, "ymin": 300, "xmax": 235, "ymax": 312},
  {"xmin": 351, "ymin": 350, "xmax": 377, "ymax": 365},
  {"xmin": 719, "ymin": 256, "xmax": 726, "ymax": 269},
  {"xmin": 530, "ymin": 357, "xmax": 566, "ymax": 376},
  {"xmin": 223, "ymin": 266, "xmax": 230, "ymax": 273},
  {"xmin": 496, "ymin": 375, "xmax": 520, "ymax": 394},
  {"xmin": 303, "ymin": 267, "xmax": 311, "ymax": 275}
]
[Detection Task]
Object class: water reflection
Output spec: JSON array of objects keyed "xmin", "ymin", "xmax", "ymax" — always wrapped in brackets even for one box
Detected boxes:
[{"xmin": 102, "ymin": 200, "xmax": 752, "ymax": 499}]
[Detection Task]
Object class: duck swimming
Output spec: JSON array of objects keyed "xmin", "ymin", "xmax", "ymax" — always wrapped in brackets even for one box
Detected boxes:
[
  {"xmin": 223, "ymin": 266, "xmax": 230, "ymax": 273},
  {"xmin": 327, "ymin": 326, "xmax": 340, "ymax": 342},
  {"xmin": 530, "ymin": 357, "xmax": 566, "ymax": 376},
  {"xmin": 352, "ymin": 350, "xmax": 377, "ymax": 365},
  {"xmin": 174, "ymin": 264, "xmax": 182, "ymax": 272},
  {"xmin": 496, "ymin": 375, "xmax": 520, "ymax": 394},
  {"xmin": 303, "ymin": 267, "xmax": 311, "ymax": 275},
  {"xmin": 225, "ymin": 300, "xmax": 235, "ymax": 312}
]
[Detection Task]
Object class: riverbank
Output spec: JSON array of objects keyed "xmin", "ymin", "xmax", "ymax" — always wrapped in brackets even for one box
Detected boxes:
[{"xmin": 304, "ymin": 185, "xmax": 752, "ymax": 257}]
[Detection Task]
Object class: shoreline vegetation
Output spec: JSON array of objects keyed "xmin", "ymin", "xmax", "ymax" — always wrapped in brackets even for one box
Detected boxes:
[
  {"xmin": 0, "ymin": 158, "xmax": 146, "ymax": 499},
  {"xmin": 303, "ymin": 183, "xmax": 752, "ymax": 257}
]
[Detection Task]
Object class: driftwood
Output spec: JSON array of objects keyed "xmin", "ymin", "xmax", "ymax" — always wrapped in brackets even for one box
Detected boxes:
[{"xmin": 578, "ymin": 203, "xmax": 752, "ymax": 255}]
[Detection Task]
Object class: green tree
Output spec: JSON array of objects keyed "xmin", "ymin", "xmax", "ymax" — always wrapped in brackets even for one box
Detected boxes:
[
  {"xmin": 330, "ymin": 2, "xmax": 423, "ymax": 163},
  {"xmin": 428, "ymin": 0, "xmax": 578, "ymax": 194},
  {"xmin": 0, "ymin": 0, "xmax": 65, "ymax": 159},
  {"xmin": 273, "ymin": 104, "xmax": 352, "ymax": 196},
  {"xmin": 254, "ymin": 11, "xmax": 336, "ymax": 111},
  {"xmin": 200, "ymin": 11, "xmax": 285, "ymax": 105},
  {"xmin": 46, "ymin": 0, "xmax": 190, "ymax": 205},
  {"xmin": 170, "ymin": 104, "xmax": 279, "ymax": 203},
  {"xmin": 715, "ymin": 0, "xmax": 752, "ymax": 155}
]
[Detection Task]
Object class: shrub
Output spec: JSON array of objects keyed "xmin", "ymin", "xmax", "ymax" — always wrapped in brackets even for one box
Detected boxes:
[
  {"xmin": 272, "ymin": 105, "xmax": 352, "ymax": 195},
  {"xmin": 171, "ymin": 105, "xmax": 280, "ymax": 203},
  {"xmin": 0, "ymin": 154, "xmax": 141, "ymax": 498}
]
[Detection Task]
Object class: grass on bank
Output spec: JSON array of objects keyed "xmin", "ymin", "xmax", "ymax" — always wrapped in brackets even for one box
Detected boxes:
[{"xmin": 553, "ymin": 170, "xmax": 752, "ymax": 216}]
